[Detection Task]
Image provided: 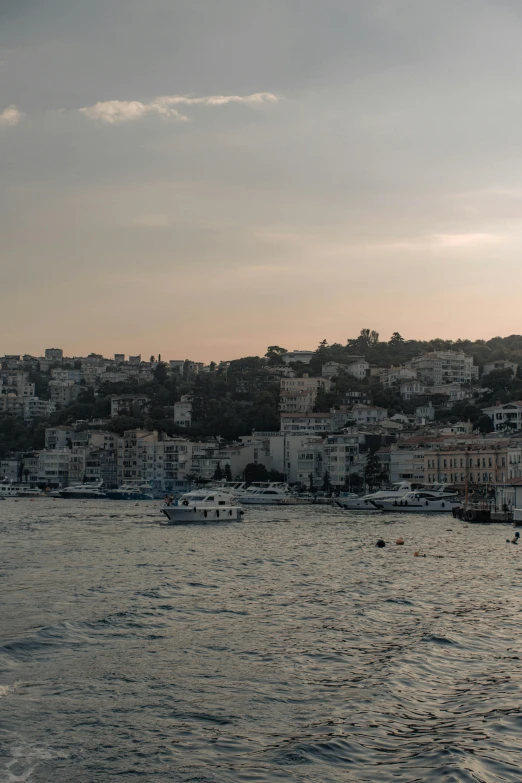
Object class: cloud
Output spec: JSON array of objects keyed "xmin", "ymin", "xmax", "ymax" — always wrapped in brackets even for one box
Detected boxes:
[
  {"xmin": 79, "ymin": 92, "xmax": 278, "ymax": 124},
  {"xmin": 431, "ymin": 233, "xmax": 505, "ymax": 248},
  {"xmin": 0, "ymin": 105, "xmax": 25, "ymax": 127}
]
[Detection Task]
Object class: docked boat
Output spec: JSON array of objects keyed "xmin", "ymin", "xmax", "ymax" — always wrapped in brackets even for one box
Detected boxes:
[
  {"xmin": 239, "ymin": 483, "xmax": 301, "ymax": 505},
  {"xmin": 335, "ymin": 481, "xmax": 419, "ymax": 511},
  {"xmin": 105, "ymin": 484, "xmax": 154, "ymax": 500},
  {"xmin": 335, "ymin": 481, "xmax": 456, "ymax": 512},
  {"xmin": 375, "ymin": 489, "xmax": 461, "ymax": 513},
  {"xmin": 161, "ymin": 490, "xmax": 244, "ymax": 524},
  {"xmin": 0, "ymin": 482, "xmax": 45, "ymax": 498},
  {"xmin": 58, "ymin": 482, "xmax": 107, "ymax": 499}
]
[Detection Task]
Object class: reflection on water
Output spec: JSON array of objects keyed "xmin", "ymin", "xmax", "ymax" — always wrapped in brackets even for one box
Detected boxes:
[{"xmin": 1, "ymin": 500, "xmax": 521, "ymax": 782}]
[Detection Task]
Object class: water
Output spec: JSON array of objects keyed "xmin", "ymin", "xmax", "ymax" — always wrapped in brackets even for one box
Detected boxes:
[{"xmin": 1, "ymin": 500, "xmax": 522, "ymax": 782}]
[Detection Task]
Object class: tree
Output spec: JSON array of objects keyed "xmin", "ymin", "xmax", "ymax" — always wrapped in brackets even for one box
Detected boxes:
[
  {"xmin": 390, "ymin": 332, "xmax": 405, "ymax": 344},
  {"xmin": 153, "ymin": 362, "xmax": 168, "ymax": 384},
  {"xmin": 244, "ymin": 462, "xmax": 269, "ymax": 483},
  {"xmin": 265, "ymin": 346, "xmax": 287, "ymax": 365},
  {"xmin": 322, "ymin": 470, "xmax": 332, "ymax": 494},
  {"xmin": 224, "ymin": 464, "xmax": 232, "ymax": 481},
  {"xmin": 364, "ymin": 450, "xmax": 385, "ymax": 491},
  {"xmin": 475, "ymin": 414, "xmax": 494, "ymax": 434},
  {"xmin": 213, "ymin": 462, "xmax": 224, "ymax": 480},
  {"xmin": 309, "ymin": 472, "xmax": 316, "ymax": 493},
  {"xmin": 23, "ymin": 468, "xmax": 30, "ymax": 484}
]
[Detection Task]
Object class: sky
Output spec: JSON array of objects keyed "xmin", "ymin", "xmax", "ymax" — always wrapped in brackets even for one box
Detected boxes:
[{"xmin": 2, "ymin": 0, "xmax": 522, "ymax": 362}]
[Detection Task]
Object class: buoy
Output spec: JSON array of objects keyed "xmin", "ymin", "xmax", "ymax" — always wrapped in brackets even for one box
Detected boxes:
[
  {"xmin": 376, "ymin": 539, "xmax": 386, "ymax": 548},
  {"xmin": 414, "ymin": 551, "xmax": 419, "ymax": 557},
  {"xmin": 396, "ymin": 537, "xmax": 404, "ymax": 545}
]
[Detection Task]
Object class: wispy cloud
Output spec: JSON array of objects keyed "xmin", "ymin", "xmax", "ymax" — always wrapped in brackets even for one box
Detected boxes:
[
  {"xmin": 79, "ymin": 92, "xmax": 278, "ymax": 124},
  {"xmin": 0, "ymin": 105, "xmax": 25, "ymax": 127}
]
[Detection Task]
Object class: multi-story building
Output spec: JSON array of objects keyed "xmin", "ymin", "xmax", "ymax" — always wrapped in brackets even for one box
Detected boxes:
[
  {"xmin": 400, "ymin": 380, "xmax": 425, "ymax": 400},
  {"xmin": 279, "ymin": 377, "xmax": 331, "ymax": 414},
  {"xmin": 345, "ymin": 359, "xmax": 370, "ymax": 380},
  {"xmin": 45, "ymin": 348, "xmax": 63, "ymax": 362},
  {"xmin": 23, "ymin": 397, "xmax": 56, "ymax": 421},
  {"xmin": 110, "ymin": 394, "xmax": 150, "ymax": 418},
  {"xmin": 281, "ymin": 350, "xmax": 315, "ymax": 366},
  {"xmin": 0, "ymin": 393, "xmax": 23, "ymax": 415},
  {"xmin": 280, "ymin": 412, "xmax": 338, "ymax": 435},
  {"xmin": 174, "ymin": 396, "xmax": 193, "ymax": 428},
  {"xmin": 405, "ymin": 350, "xmax": 479, "ymax": 386},
  {"xmin": 49, "ymin": 380, "xmax": 80, "ymax": 407},
  {"xmin": 482, "ymin": 401, "xmax": 522, "ymax": 432},
  {"xmin": 37, "ymin": 449, "xmax": 70, "ymax": 487},
  {"xmin": 350, "ymin": 404, "xmax": 388, "ymax": 426},
  {"xmin": 323, "ymin": 434, "xmax": 360, "ymax": 488},
  {"xmin": 45, "ymin": 426, "xmax": 74, "ymax": 450},
  {"xmin": 483, "ymin": 360, "xmax": 518, "ymax": 376}
]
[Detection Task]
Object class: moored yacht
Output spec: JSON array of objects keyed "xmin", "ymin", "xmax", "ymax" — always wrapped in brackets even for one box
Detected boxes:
[
  {"xmin": 0, "ymin": 482, "xmax": 45, "ymax": 498},
  {"xmin": 240, "ymin": 483, "xmax": 301, "ymax": 505},
  {"xmin": 375, "ymin": 489, "xmax": 460, "ymax": 513},
  {"xmin": 335, "ymin": 481, "xmax": 419, "ymax": 511},
  {"xmin": 161, "ymin": 490, "xmax": 244, "ymax": 524},
  {"xmin": 105, "ymin": 484, "xmax": 154, "ymax": 500},
  {"xmin": 58, "ymin": 482, "xmax": 107, "ymax": 499}
]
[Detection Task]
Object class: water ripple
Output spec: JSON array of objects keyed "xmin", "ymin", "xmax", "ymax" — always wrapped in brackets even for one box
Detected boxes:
[{"xmin": 0, "ymin": 500, "xmax": 521, "ymax": 781}]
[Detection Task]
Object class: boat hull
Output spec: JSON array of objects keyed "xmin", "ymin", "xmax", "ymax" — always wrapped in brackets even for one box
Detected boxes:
[
  {"xmin": 377, "ymin": 500, "xmax": 459, "ymax": 513},
  {"xmin": 162, "ymin": 506, "xmax": 243, "ymax": 524}
]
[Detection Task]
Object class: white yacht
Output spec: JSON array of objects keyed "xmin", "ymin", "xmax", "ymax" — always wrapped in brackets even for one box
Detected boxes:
[
  {"xmin": 375, "ymin": 489, "xmax": 461, "ymax": 513},
  {"xmin": 105, "ymin": 484, "xmax": 154, "ymax": 500},
  {"xmin": 0, "ymin": 482, "xmax": 45, "ymax": 498},
  {"xmin": 240, "ymin": 483, "xmax": 300, "ymax": 506},
  {"xmin": 58, "ymin": 482, "xmax": 107, "ymax": 499},
  {"xmin": 161, "ymin": 490, "xmax": 244, "ymax": 525},
  {"xmin": 335, "ymin": 481, "xmax": 419, "ymax": 511}
]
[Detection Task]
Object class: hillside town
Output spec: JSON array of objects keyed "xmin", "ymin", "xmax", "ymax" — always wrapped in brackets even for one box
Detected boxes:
[{"xmin": 2, "ymin": 332, "xmax": 522, "ymax": 495}]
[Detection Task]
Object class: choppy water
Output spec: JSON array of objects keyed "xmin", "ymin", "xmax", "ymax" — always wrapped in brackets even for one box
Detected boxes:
[{"xmin": 1, "ymin": 500, "xmax": 522, "ymax": 782}]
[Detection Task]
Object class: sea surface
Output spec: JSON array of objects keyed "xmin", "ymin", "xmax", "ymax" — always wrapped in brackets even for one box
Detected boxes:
[{"xmin": 1, "ymin": 499, "xmax": 522, "ymax": 783}]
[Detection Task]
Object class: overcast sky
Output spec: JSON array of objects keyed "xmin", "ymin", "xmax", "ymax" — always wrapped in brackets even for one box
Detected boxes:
[{"xmin": 2, "ymin": 0, "xmax": 522, "ymax": 361}]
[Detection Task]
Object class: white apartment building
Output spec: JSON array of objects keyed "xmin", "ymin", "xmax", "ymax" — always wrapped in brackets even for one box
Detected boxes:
[
  {"xmin": 350, "ymin": 404, "xmax": 388, "ymax": 426},
  {"xmin": 381, "ymin": 367, "xmax": 417, "ymax": 389},
  {"xmin": 174, "ymin": 396, "xmax": 193, "ymax": 428},
  {"xmin": 279, "ymin": 376, "xmax": 331, "ymax": 414},
  {"xmin": 295, "ymin": 440, "xmax": 324, "ymax": 486},
  {"xmin": 345, "ymin": 359, "xmax": 370, "ymax": 380},
  {"xmin": 24, "ymin": 397, "xmax": 56, "ymax": 421},
  {"xmin": 38, "ymin": 449, "xmax": 70, "ymax": 487},
  {"xmin": 46, "ymin": 426, "xmax": 74, "ymax": 449},
  {"xmin": 49, "ymin": 380, "xmax": 80, "ymax": 406},
  {"xmin": 280, "ymin": 413, "xmax": 336, "ymax": 435},
  {"xmin": 406, "ymin": 350, "xmax": 479, "ymax": 386},
  {"xmin": 323, "ymin": 434, "xmax": 360, "ymax": 487},
  {"xmin": 45, "ymin": 348, "xmax": 63, "ymax": 361},
  {"xmin": 389, "ymin": 444, "xmax": 427, "ymax": 483},
  {"xmin": 110, "ymin": 394, "xmax": 150, "ymax": 418},
  {"xmin": 482, "ymin": 401, "xmax": 522, "ymax": 432},
  {"xmin": 51, "ymin": 369, "xmax": 83, "ymax": 383},
  {"xmin": 400, "ymin": 380, "xmax": 425, "ymax": 400},
  {"xmin": 0, "ymin": 393, "xmax": 23, "ymax": 415},
  {"xmin": 281, "ymin": 350, "xmax": 315, "ymax": 365}
]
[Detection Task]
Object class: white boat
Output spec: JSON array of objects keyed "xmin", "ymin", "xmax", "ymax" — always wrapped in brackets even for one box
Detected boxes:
[
  {"xmin": 240, "ymin": 483, "xmax": 300, "ymax": 505},
  {"xmin": 335, "ymin": 481, "xmax": 456, "ymax": 511},
  {"xmin": 0, "ymin": 482, "xmax": 45, "ymax": 498},
  {"xmin": 161, "ymin": 490, "xmax": 244, "ymax": 525},
  {"xmin": 335, "ymin": 481, "xmax": 418, "ymax": 510},
  {"xmin": 375, "ymin": 489, "xmax": 461, "ymax": 513},
  {"xmin": 58, "ymin": 482, "xmax": 107, "ymax": 499},
  {"xmin": 105, "ymin": 484, "xmax": 154, "ymax": 500}
]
